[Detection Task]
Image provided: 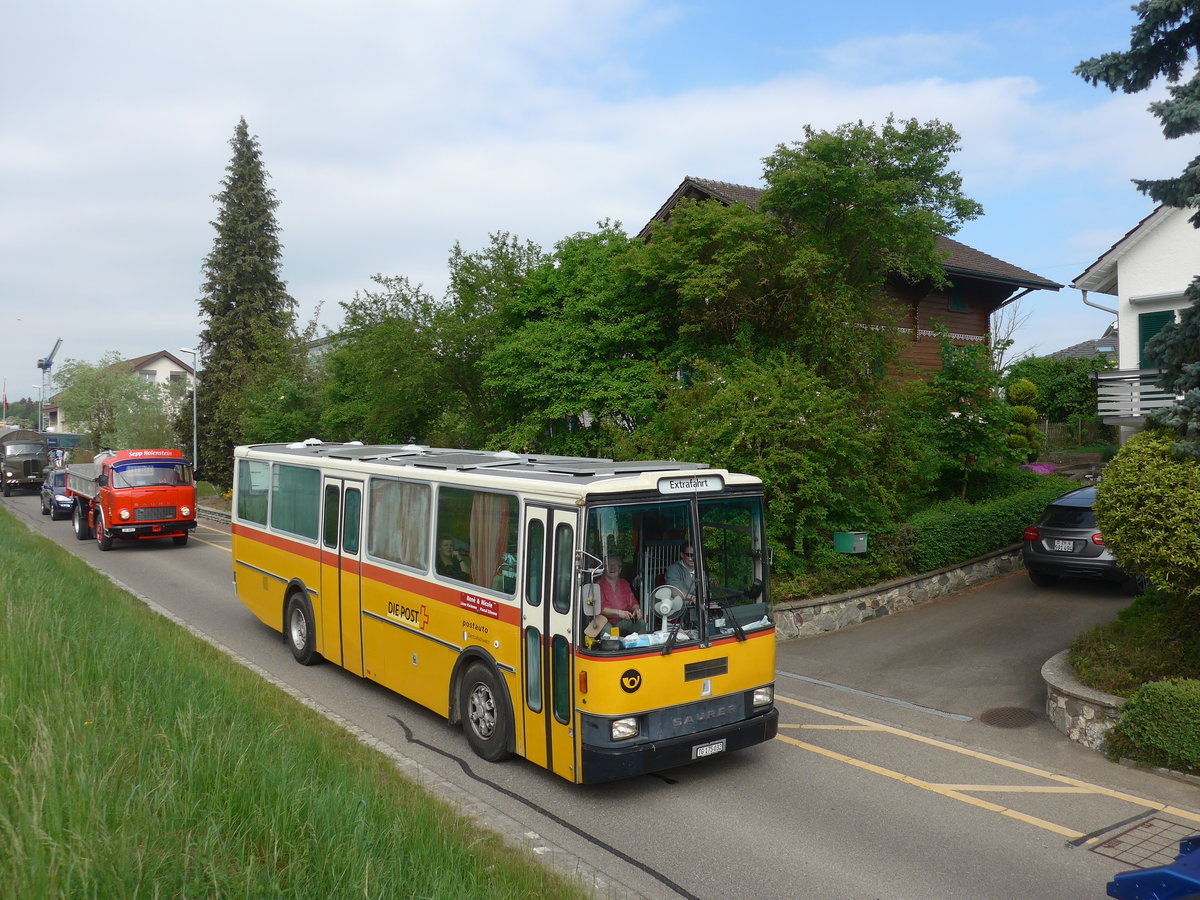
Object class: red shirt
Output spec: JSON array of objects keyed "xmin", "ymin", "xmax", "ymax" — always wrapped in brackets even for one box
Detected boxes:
[{"xmin": 599, "ymin": 577, "xmax": 639, "ymax": 626}]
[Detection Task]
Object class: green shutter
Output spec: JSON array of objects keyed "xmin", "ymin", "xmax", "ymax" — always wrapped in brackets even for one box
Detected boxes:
[{"xmin": 1139, "ymin": 310, "xmax": 1175, "ymax": 368}]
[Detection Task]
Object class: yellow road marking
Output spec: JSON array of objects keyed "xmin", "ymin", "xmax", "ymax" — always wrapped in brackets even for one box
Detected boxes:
[
  {"xmin": 775, "ymin": 694, "xmax": 1200, "ymax": 835},
  {"xmin": 189, "ymin": 534, "xmax": 230, "ymax": 551},
  {"xmin": 780, "ymin": 723, "xmax": 882, "ymax": 731},
  {"xmin": 774, "ymin": 732, "xmax": 1086, "ymax": 839}
]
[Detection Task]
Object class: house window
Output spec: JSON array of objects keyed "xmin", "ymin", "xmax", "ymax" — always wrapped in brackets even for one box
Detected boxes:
[
  {"xmin": 169, "ymin": 371, "xmax": 185, "ymax": 383},
  {"xmin": 948, "ymin": 284, "xmax": 967, "ymax": 313},
  {"xmin": 1139, "ymin": 310, "xmax": 1176, "ymax": 368},
  {"xmin": 138, "ymin": 369, "xmax": 156, "ymax": 382}
]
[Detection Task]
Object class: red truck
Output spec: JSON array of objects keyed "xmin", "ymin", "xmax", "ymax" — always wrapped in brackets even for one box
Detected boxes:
[{"xmin": 67, "ymin": 449, "xmax": 197, "ymax": 550}]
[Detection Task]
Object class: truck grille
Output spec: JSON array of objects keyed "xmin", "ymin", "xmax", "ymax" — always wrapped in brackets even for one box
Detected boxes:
[{"xmin": 135, "ymin": 507, "xmax": 176, "ymax": 521}]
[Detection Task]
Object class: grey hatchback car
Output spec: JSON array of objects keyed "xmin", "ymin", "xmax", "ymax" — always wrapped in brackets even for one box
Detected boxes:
[{"xmin": 1021, "ymin": 486, "xmax": 1146, "ymax": 594}]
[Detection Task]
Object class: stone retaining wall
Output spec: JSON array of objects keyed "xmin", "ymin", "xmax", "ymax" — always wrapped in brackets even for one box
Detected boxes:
[
  {"xmin": 1041, "ymin": 649, "xmax": 1124, "ymax": 752},
  {"xmin": 771, "ymin": 545, "xmax": 1024, "ymax": 640}
]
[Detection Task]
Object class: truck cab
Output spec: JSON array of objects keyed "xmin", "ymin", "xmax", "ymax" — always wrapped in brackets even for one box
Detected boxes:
[{"xmin": 0, "ymin": 428, "xmax": 49, "ymax": 497}]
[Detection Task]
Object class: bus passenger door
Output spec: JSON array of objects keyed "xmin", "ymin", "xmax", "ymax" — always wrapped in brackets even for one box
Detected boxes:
[
  {"xmin": 519, "ymin": 505, "xmax": 579, "ymax": 781},
  {"xmin": 320, "ymin": 477, "xmax": 365, "ymax": 676}
]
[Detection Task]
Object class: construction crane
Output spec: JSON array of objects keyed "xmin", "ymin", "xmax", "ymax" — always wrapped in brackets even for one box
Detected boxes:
[{"xmin": 35, "ymin": 338, "xmax": 61, "ymax": 432}]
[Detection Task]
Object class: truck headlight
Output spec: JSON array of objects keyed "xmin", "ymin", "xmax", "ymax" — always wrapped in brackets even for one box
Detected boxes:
[
  {"xmin": 752, "ymin": 686, "xmax": 774, "ymax": 708},
  {"xmin": 611, "ymin": 717, "xmax": 639, "ymax": 741},
  {"xmin": 180, "ymin": 506, "xmax": 192, "ymax": 517},
  {"xmin": 119, "ymin": 509, "xmax": 131, "ymax": 521}
]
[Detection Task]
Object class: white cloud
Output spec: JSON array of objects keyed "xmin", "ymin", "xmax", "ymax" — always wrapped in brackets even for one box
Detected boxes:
[{"xmin": 1, "ymin": 1, "xmax": 1191, "ymax": 399}]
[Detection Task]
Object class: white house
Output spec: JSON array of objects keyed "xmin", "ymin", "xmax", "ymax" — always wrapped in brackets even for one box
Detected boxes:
[
  {"xmin": 45, "ymin": 350, "xmax": 195, "ymax": 433},
  {"xmin": 1071, "ymin": 205, "xmax": 1196, "ymax": 431}
]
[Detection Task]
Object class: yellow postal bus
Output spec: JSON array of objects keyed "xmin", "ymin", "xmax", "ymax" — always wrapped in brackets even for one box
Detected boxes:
[{"xmin": 231, "ymin": 442, "xmax": 778, "ymax": 783}]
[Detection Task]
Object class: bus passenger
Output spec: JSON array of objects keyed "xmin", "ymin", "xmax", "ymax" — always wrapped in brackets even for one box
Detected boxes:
[
  {"xmin": 436, "ymin": 537, "xmax": 470, "ymax": 580},
  {"xmin": 599, "ymin": 555, "xmax": 643, "ymax": 632}
]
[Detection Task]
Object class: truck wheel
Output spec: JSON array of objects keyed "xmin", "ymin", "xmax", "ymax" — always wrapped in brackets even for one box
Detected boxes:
[
  {"xmin": 95, "ymin": 509, "xmax": 113, "ymax": 551},
  {"xmin": 73, "ymin": 502, "xmax": 91, "ymax": 541},
  {"xmin": 173, "ymin": 534, "xmax": 189, "ymax": 546},
  {"xmin": 285, "ymin": 591, "xmax": 321, "ymax": 666},
  {"xmin": 459, "ymin": 661, "xmax": 512, "ymax": 762},
  {"xmin": 2, "ymin": 481, "xmax": 9, "ymax": 498}
]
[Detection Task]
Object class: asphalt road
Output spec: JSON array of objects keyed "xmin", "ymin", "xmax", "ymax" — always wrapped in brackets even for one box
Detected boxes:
[{"xmin": 6, "ymin": 489, "xmax": 1199, "ymax": 899}]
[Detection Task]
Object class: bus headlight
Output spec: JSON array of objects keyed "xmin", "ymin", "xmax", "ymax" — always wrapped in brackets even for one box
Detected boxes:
[
  {"xmin": 611, "ymin": 717, "xmax": 639, "ymax": 741},
  {"xmin": 119, "ymin": 509, "xmax": 132, "ymax": 521},
  {"xmin": 752, "ymin": 686, "xmax": 774, "ymax": 708}
]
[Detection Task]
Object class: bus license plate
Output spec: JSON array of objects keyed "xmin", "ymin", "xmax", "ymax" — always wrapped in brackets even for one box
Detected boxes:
[{"xmin": 692, "ymin": 739, "xmax": 726, "ymax": 759}]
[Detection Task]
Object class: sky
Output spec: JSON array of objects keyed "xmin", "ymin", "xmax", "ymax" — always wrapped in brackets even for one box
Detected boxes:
[{"xmin": 2, "ymin": 0, "xmax": 1194, "ymax": 413}]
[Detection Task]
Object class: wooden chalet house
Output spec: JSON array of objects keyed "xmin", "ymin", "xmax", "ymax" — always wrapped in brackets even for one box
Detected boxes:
[{"xmin": 640, "ymin": 177, "xmax": 1061, "ymax": 377}]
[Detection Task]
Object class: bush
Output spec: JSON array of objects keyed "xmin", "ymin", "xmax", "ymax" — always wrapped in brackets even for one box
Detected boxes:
[
  {"xmin": 1068, "ymin": 588, "xmax": 1200, "ymax": 695},
  {"xmin": 1094, "ymin": 428, "xmax": 1200, "ymax": 600},
  {"xmin": 905, "ymin": 476, "xmax": 1074, "ymax": 571},
  {"xmin": 1108, "ymin": 679, "xmax": 1200, "ymax": 773}
]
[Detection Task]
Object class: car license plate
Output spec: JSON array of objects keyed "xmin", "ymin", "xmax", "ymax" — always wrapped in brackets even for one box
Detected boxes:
[
  {"xmin": 692, "ymin": 739, "xmax": 726, "ymax": 759},
  {"xmin": 1053, "ymin": 539, "xmax": 1075, "ymax": 552}
]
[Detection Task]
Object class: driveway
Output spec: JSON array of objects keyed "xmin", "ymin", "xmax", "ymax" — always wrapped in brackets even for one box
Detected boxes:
[{"xmin": 773, "ymin": 570, "xmax": 1142, "ymax": 772}]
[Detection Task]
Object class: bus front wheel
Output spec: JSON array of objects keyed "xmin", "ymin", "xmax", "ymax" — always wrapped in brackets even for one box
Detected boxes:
[
  {"xmin": 285, "ymin": 592, "xmax": 321, "ymax": 666},
  {"xmin": 460, "ymin": 662, "xmax": 511, "ymax": 763}
]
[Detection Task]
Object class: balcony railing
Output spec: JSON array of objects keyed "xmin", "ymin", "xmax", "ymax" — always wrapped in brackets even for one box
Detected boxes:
[{"xmin": 1092, "ymin": 368, "xmax": 1179, "ymax": 425}]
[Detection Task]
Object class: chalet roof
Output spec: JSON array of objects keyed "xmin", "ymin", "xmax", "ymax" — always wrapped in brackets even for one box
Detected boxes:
[{"xmin": 640, "ymin": 176, "xmax": 1061, "ymax": 292}]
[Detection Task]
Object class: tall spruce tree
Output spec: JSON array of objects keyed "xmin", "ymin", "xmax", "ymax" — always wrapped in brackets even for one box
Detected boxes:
[
  {"xmin": 1077, "ymin": 2, "xmax": 1200, "ymax": 453},
  {"xmin": 196, "ymin": 118, "xmax": 296, "ymax": 486}
]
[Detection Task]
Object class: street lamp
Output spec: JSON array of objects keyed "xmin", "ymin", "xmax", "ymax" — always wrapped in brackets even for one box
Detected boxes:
[
  {"xmin": 31, "ymin": 385, "xmax": 43, "ymax": 431},
  {"xmin": 179, "ymin": 347, "xmax": 200, "ymax": 473}
]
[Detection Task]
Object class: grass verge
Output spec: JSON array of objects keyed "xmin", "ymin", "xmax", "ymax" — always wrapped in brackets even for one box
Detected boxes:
[{"xmin": 0, "ymin": 506, "xmax": 586, "ymax": 899}]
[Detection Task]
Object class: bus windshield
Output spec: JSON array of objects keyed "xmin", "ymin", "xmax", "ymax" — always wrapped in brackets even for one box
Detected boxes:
[{"xmin": 581, "ymin": 493, "xmax": 770, "ymax": 653}]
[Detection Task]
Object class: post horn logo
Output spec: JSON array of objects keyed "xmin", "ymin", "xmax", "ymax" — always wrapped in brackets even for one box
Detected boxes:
[{"xmin": 620, "ymin": 669, "xmax": 642, "ymax": 693}]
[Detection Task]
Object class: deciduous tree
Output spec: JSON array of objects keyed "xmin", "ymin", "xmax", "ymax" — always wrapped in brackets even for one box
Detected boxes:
[{"xmin": 54, "ymin": 354, "xmax": 174, "ymax": 451}]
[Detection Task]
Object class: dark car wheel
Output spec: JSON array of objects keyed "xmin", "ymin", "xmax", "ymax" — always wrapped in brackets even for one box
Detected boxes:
[
  {"xmin": 1028, "ymin": 571, "xmax": 1059, "ymax": 587},
  {"xmin": 459, "ymin": 661, "xmax": 512, "ymax": 763},
  {"xmin": 1122, "ymin": 573, "xmax": 1149, "ymax": 596}
]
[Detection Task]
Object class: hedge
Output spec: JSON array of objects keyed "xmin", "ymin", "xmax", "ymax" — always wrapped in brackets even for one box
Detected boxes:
[
  {"xmin": 904, "ymin": 476, "xmax": 1075, "ymax": 572},
  {"xmin": 1109, "ymin": 679, "xmax": 1200, "ymax": 773}
]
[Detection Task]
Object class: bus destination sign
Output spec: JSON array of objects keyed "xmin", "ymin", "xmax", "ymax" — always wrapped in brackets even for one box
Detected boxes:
[{"xmin": 657, "ymin": 474, "xmax": 724, "ymax": 495}]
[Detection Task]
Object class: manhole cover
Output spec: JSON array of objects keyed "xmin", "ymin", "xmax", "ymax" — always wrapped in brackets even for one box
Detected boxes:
[{"xmin": 979, "ymin": 706, "xmax": 1041, "ymax": 728}]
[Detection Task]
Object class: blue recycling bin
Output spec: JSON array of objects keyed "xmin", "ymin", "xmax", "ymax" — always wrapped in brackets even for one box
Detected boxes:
[{"xmin": 1108, "ymin": 835, "xmax": 1200, "ymax": 899}]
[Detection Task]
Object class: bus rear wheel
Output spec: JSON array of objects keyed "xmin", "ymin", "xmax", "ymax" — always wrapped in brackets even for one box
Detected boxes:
[
  {"xmin": 460, "ymin": 662, "xmax": 511, "ymax": 762},
  {"xmin": 285, "ymin": 592, "xmax": 320, "ymax": 666}
]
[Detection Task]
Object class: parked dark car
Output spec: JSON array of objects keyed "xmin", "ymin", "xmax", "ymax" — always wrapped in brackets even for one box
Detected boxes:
[
  {"xmin": 39, "ymin": 469, "xmax": 72, "ymax": 521},
  {"xmin": 1022, "ymin": 486, "xmax": 1146, "ymax": 594}
]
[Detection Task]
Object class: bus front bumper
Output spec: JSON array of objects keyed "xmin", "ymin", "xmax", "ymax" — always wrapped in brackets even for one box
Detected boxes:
[{"xmin": 580, "ymin": 708, "xmax": 779, "ymax": 784}]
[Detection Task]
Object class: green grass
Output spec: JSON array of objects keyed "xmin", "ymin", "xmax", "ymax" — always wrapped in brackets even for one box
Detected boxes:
[
  {"xmin": 1068, "ymin": 588, "xmax": 1200, "ymax": 697},
  {"xmin": 0, "ymin": 506, "xmax": 586, "ymax": 899}
]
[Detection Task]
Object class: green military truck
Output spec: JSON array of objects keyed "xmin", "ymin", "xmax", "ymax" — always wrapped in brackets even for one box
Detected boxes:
[{"xmin": 0, "ymin": 428, "xmax": 50, "ymax": 497}]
